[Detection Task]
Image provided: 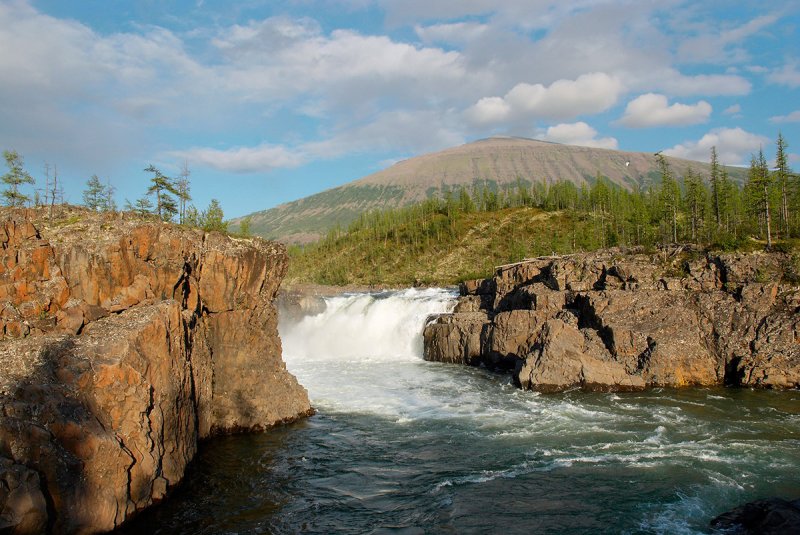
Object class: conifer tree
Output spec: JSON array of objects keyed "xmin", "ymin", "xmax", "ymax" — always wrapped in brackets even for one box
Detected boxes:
[
  {"xmin": 144, "ymin": 164, "xmax": 179, "ymax": 221},
  {"xmin": 683, "ymin": 167, "xmax": 706, "ymax": 243},
  {"xmin": 775, "ymin": 133, "xmax": 791, "ymax": 237},
  {"xmin": 709, "ymin": 146, "xmax": 723, "ymax": 228},
  {"xmin": 656, "ymin": 153, "xmax": 679, "ymax": 243},
  {"xmin": 201, "ymin": 199, "xmax": 227, "ymax": 232},
  {"xmin": 746, "ymin": 149, "xmax": 773, "ymax": 247},
  {"xmin": 1, "ymin": 150, "xmax": 34, "ymax": 207},
  {"xmin": 83, "ymin": 174, "xmax": 106, "ymax": 211}
]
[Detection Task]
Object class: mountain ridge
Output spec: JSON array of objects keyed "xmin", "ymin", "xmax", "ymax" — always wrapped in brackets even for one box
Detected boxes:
[{"xmin": 234, "ymin": 137, "xmax": 747, "ymax": 243}]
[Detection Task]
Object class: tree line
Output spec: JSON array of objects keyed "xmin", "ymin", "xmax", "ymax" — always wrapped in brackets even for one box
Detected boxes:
[
  {"xmin": 1, "ymin": 150, "xmax": 234, "ymax": 234},
  {"xmin": 302, "ymin": 132, "xmax": 797, "ymax": 260}
]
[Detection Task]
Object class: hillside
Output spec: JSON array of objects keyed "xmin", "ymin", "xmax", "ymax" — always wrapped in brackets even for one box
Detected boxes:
[{"xmin": 235, "ymin": 137, "xmax": 748, "ymax": 243}]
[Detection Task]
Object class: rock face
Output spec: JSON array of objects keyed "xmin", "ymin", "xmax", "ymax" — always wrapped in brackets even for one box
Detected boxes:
[
  {"xmin": 424, "ymin": 248, "xmax": 800, "ymax": 392},
  {"xmin": 0, "ymin": 207, "xmax": 311, "ymax": 534},
  {"xmin": 710, "ymin": 497, "xmax": 800, "ymax": 534}
]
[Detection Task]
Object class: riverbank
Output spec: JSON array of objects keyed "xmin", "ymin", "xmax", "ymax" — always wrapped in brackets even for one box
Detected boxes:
[
  {"xmin": 424, "ymin": 247, "xmax": 800, "ymax": 392},
  {"xmin": 0, "ymin": 207, "xmax": 311, "ymax": 533}
]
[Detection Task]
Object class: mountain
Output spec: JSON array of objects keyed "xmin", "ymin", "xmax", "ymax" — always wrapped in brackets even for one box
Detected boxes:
[{"xmin": 235, "ymin": 137, "xmax": 747, "ymax": 243}]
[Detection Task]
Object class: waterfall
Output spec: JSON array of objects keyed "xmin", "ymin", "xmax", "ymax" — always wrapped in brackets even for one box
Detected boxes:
[{"xmin": 280, "ymin": 287, "xmax": 456, "ymax": 363}]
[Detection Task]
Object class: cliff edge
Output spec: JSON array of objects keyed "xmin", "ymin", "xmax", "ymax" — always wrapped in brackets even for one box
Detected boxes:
[
  {"xmin": 424, "ymin": 247, "xmax": 800, "ymax": 392},
  {"xmin": 0, "ymin": 207, "xmax": 311, "ymax": 534}
]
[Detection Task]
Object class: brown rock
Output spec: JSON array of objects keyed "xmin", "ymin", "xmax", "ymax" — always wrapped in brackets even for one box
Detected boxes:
[
  {"xmin": 0, "ymin": 458, "xmax": 47, "ymax": 534},
  {"xmin": 516, "ymin": 316, "xmax": 645, "ymax": 392},
  {"xmin": 426, "ymin": 248, "xmax": 797, "ymax": 394},
  {"xmin": 0, "ymin": 207, "xmax": 311, "ymax": 534},
  {"xmin": 423, "ymin": 312, "xmax": 489, "ymax": 366}
]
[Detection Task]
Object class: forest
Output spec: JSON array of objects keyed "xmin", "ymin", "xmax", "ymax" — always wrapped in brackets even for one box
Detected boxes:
[{"xmin": 288, "ymin": 135, "xmax": 798, "ymax": 286}]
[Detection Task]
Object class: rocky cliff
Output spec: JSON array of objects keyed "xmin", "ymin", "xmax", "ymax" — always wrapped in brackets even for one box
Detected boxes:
[
  {"xmin": 424, "ymin": 248, "xmax": 800, "ymax": 392},
  {"xmin": 0, "ymin": 207, "xmax": 312, "ymax": 534}
]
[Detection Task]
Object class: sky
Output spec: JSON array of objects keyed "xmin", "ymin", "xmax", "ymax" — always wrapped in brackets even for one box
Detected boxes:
[{"xmin": 0, "ymin": 0, "xmax": 798, "ymax": 218}]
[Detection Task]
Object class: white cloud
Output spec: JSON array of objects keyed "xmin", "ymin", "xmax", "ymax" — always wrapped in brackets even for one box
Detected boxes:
[
  {"xmin": 652, "ymin": 70, "xmax": 751, "ymax": 96},
  {"xmin": 723, "ymin": 104, "xmax": 741, "ymax": 115},
  {"xmin": 769, "ymin": 62, "xmax": 800, "ymax": 87},
  {"xmin": 770, "ymin": 110, "xmax": 800, "ymax": 124},
  {"xmin": 663, "ymin": 127, "xmax": 769, "ymax": 165},
  {"xmin": 170, "ymin": 109, "xmax": 467, "ymax": 173},
  {"xmin": 415, "ymin": 22, "xmax": 489, "ymax": 44},
  {"xmin": 467, "ymin": 72, "xmax": 623, "ymax": 125},
  {"xmin": 540, "ymin": 122, "xmax": 618, "ymax": 150},
  {"xmin": 466, "ymin": 97, "xmax": 512, "ymax": 124},
  {"xmin": 676, "ymin": 14, "xmax": 779, "ymax": 64},
  {"xmin": 618, "ymin": 93, "xmax": 711, "ymax": 127},
  {"xmin": 170, "ymin": 144, "xmax": 306, "ymax": 173}
]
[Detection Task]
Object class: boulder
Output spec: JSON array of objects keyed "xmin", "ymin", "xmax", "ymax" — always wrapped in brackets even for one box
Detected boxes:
[
  {"xmin": 710, "ymin": 497, "xmax": 800, "ymax": 535},
  {"xmin": 423, "ymin": 312, "xmax": 490, "ymax": 366}
]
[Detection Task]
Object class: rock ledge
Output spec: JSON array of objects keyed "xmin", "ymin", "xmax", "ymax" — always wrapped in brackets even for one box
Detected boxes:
[
  {"xmin": 424, "ymin": 247, "xmax": 800, "ymax": 392},
  {"xmin": 0, "ymin": 207, "xmax": 311, "ymax": 534}
]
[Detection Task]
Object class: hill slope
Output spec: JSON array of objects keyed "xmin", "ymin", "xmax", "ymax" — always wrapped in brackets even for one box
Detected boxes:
[{"xmin": 237, "ymin": 137, "xmax": 747, "ymax": 243}]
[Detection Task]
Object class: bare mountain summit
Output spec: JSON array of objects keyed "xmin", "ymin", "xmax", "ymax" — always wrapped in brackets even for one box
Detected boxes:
[{"xmin": 236, "ymin": 137, "xmax": 745, "ymax": 243}]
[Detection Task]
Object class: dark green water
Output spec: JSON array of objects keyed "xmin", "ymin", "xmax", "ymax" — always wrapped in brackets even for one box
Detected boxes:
[{"xmin": 119, "ymin": 290, "xmax": 800, "ymax": 534}]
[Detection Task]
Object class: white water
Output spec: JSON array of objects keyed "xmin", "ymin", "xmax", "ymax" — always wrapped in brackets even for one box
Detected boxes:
[
  {"xmin": 124, "ymin": 289, "xmax": 800, "ymax": 534},
  {"xmin": 276, "ymin": 289, "xmax": 800, "ymax": 534},
  {"xmin": 281, "ymin": 288, "xmax": 460, "ymax": 418}
]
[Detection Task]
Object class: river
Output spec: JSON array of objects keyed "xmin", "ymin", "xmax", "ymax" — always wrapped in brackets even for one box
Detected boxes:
[{"xmin": 119, "ymin": 288, "xmax": 800, "ymax": 534}]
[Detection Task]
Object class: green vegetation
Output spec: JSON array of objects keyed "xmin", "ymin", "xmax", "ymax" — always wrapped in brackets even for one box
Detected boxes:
[
  {"xmin": 2, "ymin": 150, "xmax": 35, "ymax": 207},
  {"xmin": 185, "ymin": 198, "xmax": 228, "ymax": 233},
  {"xmin": 289, "ymin": 139, "xmax": 799, "ymax": 286},
  {"xmin": 82, "ymin": 174, "xmax": 116, "ymax": 212}
]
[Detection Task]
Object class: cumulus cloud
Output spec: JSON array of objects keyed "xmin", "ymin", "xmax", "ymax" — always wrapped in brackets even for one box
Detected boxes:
[
  {"xmin": 663, "ymin": 127, "xmax": 769, "ymax": 165},
  {"xmin": 466, "ymin": 72, "xmax": 623, "ymax": 124},
  {"xmin": 540, "ymin": 122, "xmax": 618, "ymax": 150},
  {"xmin": 770, "ymin": 110, "xmax": 800, "ymax": 124},
  {"xmin": 617, "ymin": 93, "xmax": 712, "ymax": 127}
]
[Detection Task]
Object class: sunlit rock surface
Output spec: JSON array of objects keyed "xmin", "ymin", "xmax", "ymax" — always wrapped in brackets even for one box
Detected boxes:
[
  {"xmin": 0, "ymin": 207, "xmax": 311, "ymax": 534},
  {"xmin": 424, "ymin": 248, "xmax": 800, "ymax": 392}
]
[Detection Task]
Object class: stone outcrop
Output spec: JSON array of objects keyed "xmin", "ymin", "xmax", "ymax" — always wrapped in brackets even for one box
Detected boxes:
[
  {"xmin": 710, "ymin": 497, "xmax": 800, "ymax": 534},
  {"xmin": 0, "ymin": 207, "xmax": 311, "ymax": 534},
  {"xmin": 424, "ymin": 248, "xmax": 800, "ymax": 392}
]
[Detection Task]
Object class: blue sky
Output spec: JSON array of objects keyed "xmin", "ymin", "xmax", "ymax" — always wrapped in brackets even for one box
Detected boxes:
[{"xmin": 0, "ymin": 0, "xmax": 798, "ymax": 218}]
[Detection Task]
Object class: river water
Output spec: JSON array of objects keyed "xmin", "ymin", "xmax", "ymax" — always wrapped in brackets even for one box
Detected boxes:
[{"xmin": 120, "ymin": 288, "xmax": 800, "ymax": 534}]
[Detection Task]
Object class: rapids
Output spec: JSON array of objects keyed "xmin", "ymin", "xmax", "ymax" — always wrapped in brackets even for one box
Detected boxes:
[{"xmin": 118, "ymin": 288, "xmax": 800, "ymax": 534}]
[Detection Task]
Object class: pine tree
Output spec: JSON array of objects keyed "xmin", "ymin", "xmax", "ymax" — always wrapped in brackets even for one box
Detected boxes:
[
  {"xmin": 746, "ymin": 149, "xmax": 773, "ymax": 247},
  {"xmin": 201, "ymin": 199, "xmax": 227, "ymax": 232},
  {"xmin": 709, "ymin": 146, "xmax": 723, "ymax": 228},
  {"xmin": 125, "ymin": 197, "xmax": 154, "ymax": 216},
  {"xmin": 83, "ymin": 175, "xmax": 106, "ymax": 211},
  {"xmin": 144, "ymin": 165, "xmax": 179, "ymax": 221},
  {"xmin": 775, "ymin": 133, "xmax": 791, "ymax": 237},
  {"xmin": 683, "ymin": 167, "xmax": 707, "ymax": 243},
  {"xmin": 1, "ymin": 150, "xmax": 35, "ymax": 207},
  {"xmin": 656, "ymin": 153, "xmax": 679, "ymax": 243}
]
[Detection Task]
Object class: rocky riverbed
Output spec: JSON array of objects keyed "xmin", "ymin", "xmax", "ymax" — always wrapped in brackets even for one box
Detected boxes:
[
  {"xmin": 0, "ymin": 207, "xmax": 311, "ymax": 533},
  {"xmin": 424, "ymin": 247, "xmax": 800, "ymax": 392}
]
